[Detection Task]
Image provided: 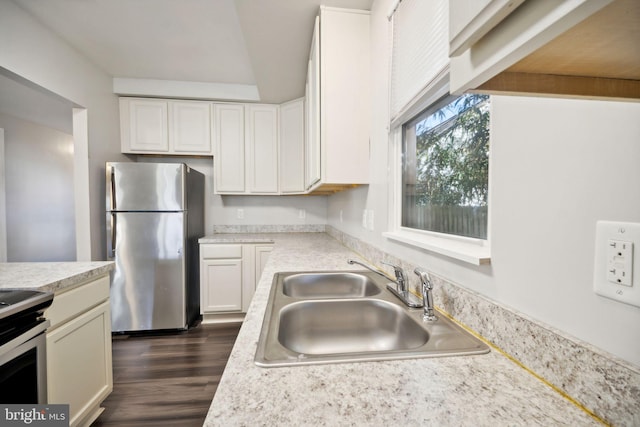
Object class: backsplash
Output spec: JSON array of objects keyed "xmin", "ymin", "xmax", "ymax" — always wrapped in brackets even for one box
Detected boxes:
[
  {"xmin": 212, "ymin": 224, "xmax": 326, "ymax": 234},
  {"xmin": 325, "ymin": 225, "xmax": 640, "ymax": 427}
]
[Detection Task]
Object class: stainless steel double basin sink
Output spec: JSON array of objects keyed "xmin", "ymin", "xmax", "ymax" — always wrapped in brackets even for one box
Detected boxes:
[{"xmin": 255, "ymin": 271, "xmax": 489, "ymax": 367}]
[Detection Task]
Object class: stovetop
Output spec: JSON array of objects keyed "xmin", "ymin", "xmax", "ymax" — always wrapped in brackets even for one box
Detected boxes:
[{"xmin": 0, "ymin": 289, "xmax": 54, "ymax": 322}]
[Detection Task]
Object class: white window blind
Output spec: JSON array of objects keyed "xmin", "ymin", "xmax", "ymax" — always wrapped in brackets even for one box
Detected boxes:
[{"xmin": 390, "ymin": 0, "xmax": 449, "ymax": 126}]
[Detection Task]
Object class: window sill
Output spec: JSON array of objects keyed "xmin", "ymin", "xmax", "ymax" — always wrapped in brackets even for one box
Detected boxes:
[{"xmin": 383, "ymin": 231, "xmax": 491, "ymax": 266}]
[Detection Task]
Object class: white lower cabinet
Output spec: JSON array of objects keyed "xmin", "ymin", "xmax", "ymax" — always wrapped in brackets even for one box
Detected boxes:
[
  {"xmin": 200, "ymin": 244, "xmax": 244, "ymax": 312},
  {"xmin": 255, "ymin": 245, "xmax": 273, "ymax": 281},
  {"xmin": 45, "ymin": 275, "xmax": 113, "ymax": 427},
  {"xmin": 200, "ymin": 243, "xmax": 273, "ymax": 321}
]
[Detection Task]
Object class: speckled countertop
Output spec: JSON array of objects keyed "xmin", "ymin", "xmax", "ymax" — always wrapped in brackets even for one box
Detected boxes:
[
  {"xmin": 0, "ymin": 262, "xmax": 114, "ymax": 293},
  {"xmin": 203, "ymin": 233, "xmax": 600, "ymax": 426},
  {"xmin": 199, "ymin": 234, "xmax": 276, "ymax": 244}
]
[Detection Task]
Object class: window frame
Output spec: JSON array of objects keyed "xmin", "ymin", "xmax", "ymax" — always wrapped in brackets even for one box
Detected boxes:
[{"xmin": 383, "ymin": 75, "xmax": 492, "ymax": 265}]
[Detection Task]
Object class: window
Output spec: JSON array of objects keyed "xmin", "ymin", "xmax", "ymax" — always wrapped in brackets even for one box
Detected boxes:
[
  {"xmin": 402, "ymin": 94, "xmax": 490, "ymax": 240},
  {"xmin": 385, "ymin": 0, "xmax": 491, "ymax": 264}
]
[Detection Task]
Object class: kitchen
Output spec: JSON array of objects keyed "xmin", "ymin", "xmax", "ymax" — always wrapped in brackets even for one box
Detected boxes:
[{"xmin": 1, "ymin": 0, "xmax": 639, "ymax": 426}]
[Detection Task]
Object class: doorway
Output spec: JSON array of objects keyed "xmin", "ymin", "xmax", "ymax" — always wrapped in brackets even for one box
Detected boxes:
[{"xmin": 0, "ymin": 69, "xmax": 91, "ymax": 261}]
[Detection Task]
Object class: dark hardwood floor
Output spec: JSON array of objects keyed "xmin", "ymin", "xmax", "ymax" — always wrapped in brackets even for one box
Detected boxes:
[{"xmin": 93, "ymin": 322, "xmax": 241, "ymax": 427}]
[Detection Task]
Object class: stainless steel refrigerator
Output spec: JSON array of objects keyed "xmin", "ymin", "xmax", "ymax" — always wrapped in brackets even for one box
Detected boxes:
[{"xmin": 106, "ymin": 162, "xmax": 204, "ymax": 333}]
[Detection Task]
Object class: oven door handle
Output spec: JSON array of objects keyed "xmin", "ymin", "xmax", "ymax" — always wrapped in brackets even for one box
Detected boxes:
[{"xmin": 0, "ymin": 319, "xmax": 49, "ymax": 359}]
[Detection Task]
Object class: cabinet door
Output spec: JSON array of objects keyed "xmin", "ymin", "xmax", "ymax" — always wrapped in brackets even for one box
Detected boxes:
[
  {"xmin": 279, "ymin": 98, "xmax": 305, "ymax": 193},
  {"xmin": 319, "ymin": 8, "xmax": 370, "ymax": 185},
  {"xmin": 213, "ymin": 104, "xmax": 245, "ymax": 193},
  {"xmin": 255, "ymin": 245, "xmax": 273, "ymax": 287},
  {"xmin": 170, "ymin": 101, "xmax": 212, "ymax": 154},
  {"xmin": 47, "ymin": 301, "xmax": 112, "ymax": 427},
  {"xmin": 201, "ymin": 258, "xmax": 243, "ymax": 312},
  {"xmin": 246, "ymin": 104, "xmax": 279, "ymax": 193},
  {"xmin": 122, "ymin": 98, "xmax": 169, "ymax": 153},
  {"xmin": 305, "ymin": 17, "xmax": 321, "ymax": 190}
]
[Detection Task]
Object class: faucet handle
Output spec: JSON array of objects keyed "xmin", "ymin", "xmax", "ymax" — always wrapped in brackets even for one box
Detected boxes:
[
  {"xmin": 381, "ymin": 261, "xmax": 407, "ymax": 282},
  {"xmin": 382, "ymin": 261, "xmax": 407, "ymax": 293}
]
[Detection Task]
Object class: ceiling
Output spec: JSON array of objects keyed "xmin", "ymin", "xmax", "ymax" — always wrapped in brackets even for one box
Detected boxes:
[{"xmin": 11, "ymin": 0, "xmax": 373, "ymax": 104}]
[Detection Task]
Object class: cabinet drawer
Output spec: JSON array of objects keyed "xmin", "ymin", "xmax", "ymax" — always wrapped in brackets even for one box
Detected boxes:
[
  {"xmin": 201, "ymin": 244, "xmax": 242, "ymax": 259},
  {"xmin": 46, "ymin": 275, "xmax": 110, "ymax": 330}
]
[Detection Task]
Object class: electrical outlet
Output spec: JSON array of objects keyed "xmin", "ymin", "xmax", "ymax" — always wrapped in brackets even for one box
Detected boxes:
[
  {"xmin": 340, "ymin": 210, "xmax": 343, "ymax": 223},
  {"xmin": 607, "ymin": 240, "xmax": 633, "ymax": 286},
  {"xmin": 367, "ymin": 210, "xmax": 374, "ymax": 231},
  {"xmin": 594, "ymin": 221, "xmax": 640, "ymax": 308},
  {"xmin": 298, "ymin": 209, "xmax": 306, "ymax": 219},
  {"xmin": 237, "ymin": 209, "xmax": 244, "ymax": 220},
  {"xmin": 362, "ymin": 210, "xmax": 367, "ymax": 228}
]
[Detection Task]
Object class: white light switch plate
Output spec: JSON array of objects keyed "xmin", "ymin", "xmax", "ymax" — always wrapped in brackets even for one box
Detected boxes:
[{"xmin": 594, "ymin": 221, "xmax": 640, "ymax": 308}]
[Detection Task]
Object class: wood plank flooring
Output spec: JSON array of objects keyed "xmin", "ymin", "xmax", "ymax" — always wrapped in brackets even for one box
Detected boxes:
[{"xmin": 93, "ymin": 322, "xmax": 241, "ymax": 427}]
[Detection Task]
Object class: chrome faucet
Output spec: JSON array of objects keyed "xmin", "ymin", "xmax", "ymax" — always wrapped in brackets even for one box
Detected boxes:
[
  {"xmin": 414, "ymin": 267, "xmax": 437, "ymax": 321},
  {"xmin": 347, "ymin": 259, "xmax": 388, "ymax": 280},
  {"xmin": 381, "ymin": 261, "xmax": 407, "ymax": 293},
  {"xmin": 347, "ymin": 259, "xmax": 423, "ymax": 308}
]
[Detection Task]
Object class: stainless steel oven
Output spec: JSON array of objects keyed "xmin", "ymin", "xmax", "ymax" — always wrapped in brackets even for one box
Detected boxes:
[{"xmin": 0, "ymin": 290, "xmax": 53, "ymax": 404}]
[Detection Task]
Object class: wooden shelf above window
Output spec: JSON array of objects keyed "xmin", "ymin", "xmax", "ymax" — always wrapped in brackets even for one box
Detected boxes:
[
  {"xmin": 477, "ymin": 0, "xmax": 640, "ymax": 100},
  {"xmin": 451, "ymin": 0, "xmax": 640, "ymax": 101}
]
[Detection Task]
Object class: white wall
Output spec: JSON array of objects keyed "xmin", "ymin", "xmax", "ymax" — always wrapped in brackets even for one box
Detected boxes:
[
  {"xmin": 489, "ymin": 96, "xmax": 640, "ymax": 365},
  {"xmin": 0, "ymin": 113, "xmax": 76, "ymax": 261},
  {"xmin": 138, "ymin": 156, "xmax": 327, "ymax": 234},
  {"xmin": 0, "ymin": 1, "xmax": 127, "ymax": 260},
  {"xmin": 212, "ymin": 195, "xmax": 327, "ymax": 229},
  {"xmin": 328, "ymin": 0, "xmax": 640, "ymax": 367}
]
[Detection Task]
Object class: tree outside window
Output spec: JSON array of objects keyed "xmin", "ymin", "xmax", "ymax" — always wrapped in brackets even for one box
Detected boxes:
[{"xmin": 402, "ymin": 94, "xmax": 490, "ymax": 239}]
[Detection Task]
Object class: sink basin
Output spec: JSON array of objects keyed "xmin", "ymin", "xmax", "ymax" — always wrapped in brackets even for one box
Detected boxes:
[
  {"xmin": 278, "ymin": 299, "xmax": 429, "ymax": 354},
  {"xmin": 282, "ymin": 272, "xmax": 381, "ymax": 298},
  {"xmin": 255, "ymin": 271, "xmax": 490, "ymax": 367}
]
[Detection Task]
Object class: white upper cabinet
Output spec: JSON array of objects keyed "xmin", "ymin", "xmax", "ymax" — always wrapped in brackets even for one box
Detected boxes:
[
  {"xmin": 214, "ymin": 104, "xmax": 279, "ymax": 195},
  {"xmin": 305, "ymin": 17, "xmax": 321, "ymax": 191},
  {"xmin": 246, "ymin": 104, "xmax": 279, "ymax": 194},
  {"xmin": 306, "ymin": 7, "xmax": 371, "ymax": 194},
  {"xmin": 449, "ymin": 0, "xmax": 640, "ymax": 101},
  {"xmin": 213, "ymin": 104, "xmax": 245, "ymax": 193},
  {"xmin": 169, "ymin": 101, "xmax": 212, "ymax": 154},
  {"xmin": 120, "ymin": 97, "xmax": 213, "ymax": 155},
  {"xmin": 279, "ymin": 98, "xmax": 305, "ymax": 194},
  {"xmin": 120, "ymin": 98, "xmax": 168, "ymax": 153}
]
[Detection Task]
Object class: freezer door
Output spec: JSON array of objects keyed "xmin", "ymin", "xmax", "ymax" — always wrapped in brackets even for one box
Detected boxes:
[
  {"xmin": 107, "ymin": 162, "xmax": 186, "ymax": 212},
  {"xmin": 108, "ymin": 212, "xmax": 187, "ymax": 332}
]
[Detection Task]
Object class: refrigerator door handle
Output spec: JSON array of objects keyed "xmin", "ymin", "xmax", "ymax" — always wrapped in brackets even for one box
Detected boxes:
[
  {"xmin": 109, "ymin": 168, "xmax": 117, "ymax": 211},
  {"xmin": 109, "ymin": 213, "xmax": 116, "ymax": 258}
]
